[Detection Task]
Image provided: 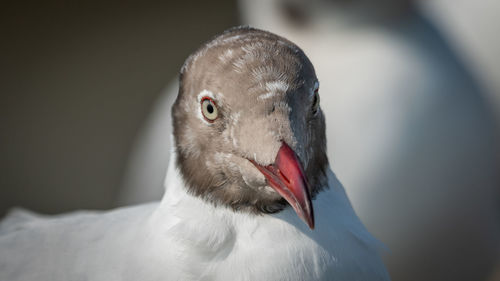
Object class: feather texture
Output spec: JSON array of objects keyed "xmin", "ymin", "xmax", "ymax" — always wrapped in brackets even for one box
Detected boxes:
[{"xmin": 0, "ymin": 154, "xmax": 389, "ymax": 281}]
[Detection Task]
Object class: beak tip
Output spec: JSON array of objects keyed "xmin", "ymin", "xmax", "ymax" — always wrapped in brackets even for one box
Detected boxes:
[
  {"xmin": 250, "ymin": 142, "xmax": 317, "ymax": 230},
  {"xmin": 307, "ymin": 221, "xmax": 315, "ymax": 230},
  {"xmin": 296, "ymin": 202, "xmax": 315, "ymax": 230},
  {"xmin": 304, "ymin": 210, "xmax": 315, "ymax": 230}
]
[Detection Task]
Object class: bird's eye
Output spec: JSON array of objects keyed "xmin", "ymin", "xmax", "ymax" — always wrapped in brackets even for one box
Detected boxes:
[
  {"xmin": 312, "ymin": 87, "xmax": 320, "ymax": 115},
  {"xmin": 201, "ymin": 97, "xmax": 218, "ymax": 122}
]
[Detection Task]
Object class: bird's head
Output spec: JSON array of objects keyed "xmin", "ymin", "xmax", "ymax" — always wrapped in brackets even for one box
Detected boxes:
[{"xmin": 172, "ymin": 27, "xmax": 328, "ymax": 229}]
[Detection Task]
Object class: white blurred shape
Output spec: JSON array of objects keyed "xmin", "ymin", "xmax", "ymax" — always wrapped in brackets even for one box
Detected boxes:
[
  {"xmin": 117, "ymin": 81, "xmax": 177, "ymax": 204},
  {"xmin": 422, "ymin": 0, "xmax": 500, "ymax": 118},
  {"xmin": 119, "ymin": 1, "xmax": 500, "ymax": 280}
]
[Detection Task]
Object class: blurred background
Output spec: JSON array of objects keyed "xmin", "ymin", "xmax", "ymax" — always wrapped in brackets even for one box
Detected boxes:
[{"xmin": 1, "ymin": 0, "xmax": 499, "ymax": 280}]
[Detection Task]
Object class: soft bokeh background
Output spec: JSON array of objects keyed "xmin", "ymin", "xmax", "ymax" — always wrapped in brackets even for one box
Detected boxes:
[{"xmin": 1, "ymin": 1, "xmax": 499, "ymax": 280}]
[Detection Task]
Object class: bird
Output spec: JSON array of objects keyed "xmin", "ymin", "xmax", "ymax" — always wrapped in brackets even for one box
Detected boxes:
[
  {"xmin": 0, "ymin": 27, "xmax": 390, "ymax": 281},
  {"xmin": 120, "ymin": 6, "xmax": 500, "ymax": 281}
]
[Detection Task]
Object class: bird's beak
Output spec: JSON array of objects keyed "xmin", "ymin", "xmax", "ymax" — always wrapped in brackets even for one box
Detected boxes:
[{"xmin": 250, "ymin": 142, "xmax": 315, "ymax": 229}]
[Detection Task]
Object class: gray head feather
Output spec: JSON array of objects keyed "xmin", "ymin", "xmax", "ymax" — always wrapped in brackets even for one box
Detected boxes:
[{"xmin": 173, "ymin": 26, "xmax": 328, "ymax": 214}]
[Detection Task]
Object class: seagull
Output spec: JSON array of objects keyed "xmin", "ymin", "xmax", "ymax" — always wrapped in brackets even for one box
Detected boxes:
[
  {"xmin": 119, "ymin": 2, "xmax": 500, "ymax": 280},
  {"xmin": 0, "ymin": 27, "xmax": 390, "ymax": 281}
]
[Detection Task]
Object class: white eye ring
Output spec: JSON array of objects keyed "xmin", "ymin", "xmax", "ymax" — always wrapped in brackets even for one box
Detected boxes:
[{"xmin": 201, "ymin": 97, "xmax": 218, "ymax": 122}]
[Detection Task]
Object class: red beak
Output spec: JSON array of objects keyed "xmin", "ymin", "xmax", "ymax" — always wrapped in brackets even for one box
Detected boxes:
[{"xmin": 250, "ymin": 142, "xmax": 315, "ymax": 229}]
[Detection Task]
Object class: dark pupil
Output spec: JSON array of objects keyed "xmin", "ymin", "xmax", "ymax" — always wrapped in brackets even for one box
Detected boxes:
[{"xmin": 206, "ymin": 103, "xmax": 214, "ymax": 114}]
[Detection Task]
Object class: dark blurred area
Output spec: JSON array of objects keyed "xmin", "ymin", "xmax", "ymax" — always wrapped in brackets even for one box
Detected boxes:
[
  {"xmin": 1, "ymin": 0, "xmax": 499, "ymax": 281},
  {"xmin": 0, "ymin": 0, "xmax": 238, "ymax": 215}
]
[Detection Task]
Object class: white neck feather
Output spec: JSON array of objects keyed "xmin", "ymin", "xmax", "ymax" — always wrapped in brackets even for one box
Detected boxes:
[{"xmin": 147, "ymin": 149, "xmax": 388, "ymax": 281}]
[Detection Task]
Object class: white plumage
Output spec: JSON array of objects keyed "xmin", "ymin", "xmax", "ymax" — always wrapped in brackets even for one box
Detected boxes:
[
  {"xmin": 0, "ymin": 153, "xmax": 389, "ymax": 280},
  {"xmin": 1, "ymin": 27, "xmax": 391, "ymax": 280}
]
